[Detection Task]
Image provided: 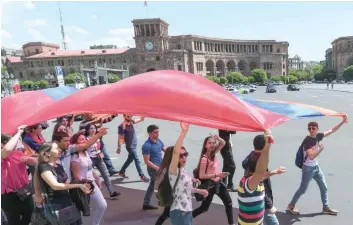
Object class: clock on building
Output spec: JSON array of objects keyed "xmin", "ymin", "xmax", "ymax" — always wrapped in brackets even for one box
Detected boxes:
[{"xmin": 145, "ymin": 42, "xmax": 153, "ymax": 51}]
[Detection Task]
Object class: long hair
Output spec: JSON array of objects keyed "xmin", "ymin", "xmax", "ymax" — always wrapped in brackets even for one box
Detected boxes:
[
  {"xmin": 37, "ymin": 142, "xmax": 54, "ymax": 164},
  {"xmin": 195, "ymin": 136, "xmax": 215, "ymax": 174},
  {"xmin": 157, "ymin": 145, "xmax": 185, "ymax": 178},
  {"xmin": 70, "ymin": 133, "xmax": 85, "ymax": 158},
  {"xmin": 84, "ymin": 123, "xmax": 97, "ymax": 137}
]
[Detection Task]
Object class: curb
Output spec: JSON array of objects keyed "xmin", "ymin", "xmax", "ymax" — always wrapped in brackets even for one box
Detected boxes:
[{"xmin": 302, "ymin": 87, "xmax": 353, "ymax": 93}]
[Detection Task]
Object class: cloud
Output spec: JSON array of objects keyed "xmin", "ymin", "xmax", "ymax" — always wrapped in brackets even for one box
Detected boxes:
[
  {"xmin": 65, "ymin": 35, "xmax": 72, "ymax": 43},
  {"xmin": 27, "ymin": 28, "xmax": 46, "ymax": 41},
  {"xmin": 66, "ymin": 26, "xmax": 89, "ymax": 35},
  {"xmin": 24, "ymin": 19, "xmax": 47, "ymax": 27},
  {"xmin": 92, "ymin": 15, "xmax": 98, "ymax": 20},
  {"xmin": 1, "ymin": 29, "xmax": 12, "ymax": 38},
  {"xmin": 24, "ymin": 1, "xmax": 35, "ymax": 9}
]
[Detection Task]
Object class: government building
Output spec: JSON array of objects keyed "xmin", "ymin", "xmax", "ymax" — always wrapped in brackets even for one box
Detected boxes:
[{"xmin": 4, "ymin": 18, "xmax": 289, "ymax": 85}]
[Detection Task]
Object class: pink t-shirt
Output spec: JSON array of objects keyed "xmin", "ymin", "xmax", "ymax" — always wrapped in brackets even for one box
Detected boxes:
[
  {"xmin": 1, "ymin": 151, "xmax": 29, "ymax": 194},
  {"xmin": 200, "ymin": 155, "xmax": 221, "ymax": 182}
]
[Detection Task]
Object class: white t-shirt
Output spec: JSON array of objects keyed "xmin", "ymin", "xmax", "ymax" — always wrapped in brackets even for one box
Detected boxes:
[
  {"xmin": 303, "ymin": 133, "xmax": 324, "ymax": 167},
  {"xmin": 86, "ymin": 136, "xmax": 101, "ymax": 158},
  {"xmin": 169, "ymin": 167, "xmax": 193, "ymax": 212},
  {"xmin": 303, "ymin": 145, "xmax": 320, "ymax": 167},
  {"xmin": 71, "ymin": 151, "xmax": 95, "ymax": 181}
]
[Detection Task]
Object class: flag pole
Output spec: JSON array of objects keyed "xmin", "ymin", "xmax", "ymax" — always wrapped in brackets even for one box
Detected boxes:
[{"xmin": 144, "ymin": 1, "xmax": 148, "ymax": 18}]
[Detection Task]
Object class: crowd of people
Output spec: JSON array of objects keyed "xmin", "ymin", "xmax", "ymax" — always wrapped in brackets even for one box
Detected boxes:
[{"xmin": 1, "ymin": 112, "xmax": 348, "ymax": 225}]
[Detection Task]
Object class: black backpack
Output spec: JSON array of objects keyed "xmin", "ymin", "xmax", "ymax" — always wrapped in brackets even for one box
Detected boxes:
[
  {"xmin": 156, "ymin": 168, "xmax": 180, "ymax": 207},
  {"xmin": 295, "ymin": 142, "xmax": 306, "ymax": 169}
]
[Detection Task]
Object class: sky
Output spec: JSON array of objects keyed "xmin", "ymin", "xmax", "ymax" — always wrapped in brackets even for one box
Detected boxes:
[{"xmin": 1, "ymin": 1, "xmax": 353, "ymax": 61}]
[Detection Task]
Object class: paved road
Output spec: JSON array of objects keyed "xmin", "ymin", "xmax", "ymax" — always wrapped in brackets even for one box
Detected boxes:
[
  {"xmin": 41, "ymin": 86, "xmax": 353, "ymax": 225},
  {"xmin": 301, "ymin": 83, "xmax": 353, "ymax": 93}
]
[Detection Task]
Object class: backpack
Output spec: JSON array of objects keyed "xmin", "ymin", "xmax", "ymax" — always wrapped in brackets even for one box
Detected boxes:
[
  {"xmin": 193, "ymin": 155, "xmax": 209, "ymax": 179},
  {"xmin": 156, "ymin": 168, "xmax": 180, "ymax": 207},
  {"xmin": 295, "ymin": 143, "xmax": 306, "ymax": 169}
]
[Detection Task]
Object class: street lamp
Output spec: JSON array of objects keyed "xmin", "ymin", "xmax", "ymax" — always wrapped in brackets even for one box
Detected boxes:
[{"xmin": 44, "ymin": 73, "xmax": 55, "ymax": 87}]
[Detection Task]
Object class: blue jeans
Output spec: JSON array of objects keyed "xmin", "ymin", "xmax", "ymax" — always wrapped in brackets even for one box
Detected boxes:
[
  {"xmin": 290, "ymin": 165, "xmax": 329, "ymax": 207},
  {"xmin": 143, "ymin": 167, "xmax": 157, "ymax": 205},
  {"xmin": 170, "ymin": 210, "xmax": 193, "ymax": 225},
  {"xmin": 264, "ymin": 210, "xmax": 279, "ymax": 225},
  {"xmin": 100, "ymin": 139, "xmax": 117, "ymax": 175},
  {"xmin": 120, "ymin": 148, "xmax": 144, "ymax": 177},
  {"xmin": 1, "ymin": 209, "xmax": 7, "ymax": 225},
  {"xmin": 91, "ymin": 157, "xmax": 114, "ymax": 194}
]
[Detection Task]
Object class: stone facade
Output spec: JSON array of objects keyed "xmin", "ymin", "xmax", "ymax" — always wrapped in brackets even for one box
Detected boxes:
[
  {"xmin": 288, "ymin": 55, "xmax": 304, "ymax": 71},
  {"xmin": 6, "ymin": 18, "xmax": 289, "ymax": 84},
  {"xmin": 325, "ymin": 48, "xmax": 333, "ymax": 70},
  {"xmin": 331, "ymin": 36, "xmax": 353, "ymax": 77}
]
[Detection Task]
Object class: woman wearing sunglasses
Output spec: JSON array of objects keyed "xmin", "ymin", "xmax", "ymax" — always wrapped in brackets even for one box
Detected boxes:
[{"xmin": 156, "ymin": 122, "xmax": 208, "ymax": 225}]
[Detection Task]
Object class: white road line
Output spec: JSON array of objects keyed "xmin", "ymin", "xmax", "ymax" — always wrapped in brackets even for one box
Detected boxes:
[{"xmin": 311, "ymin": 96, "xmax": 318, "ymax": 98}]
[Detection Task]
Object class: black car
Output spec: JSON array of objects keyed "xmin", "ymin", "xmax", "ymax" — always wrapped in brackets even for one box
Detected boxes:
[
  {"xmin": 266, "ymin": 84, "xmax": 277, "ymax": 93},
  {"xmin": 287, "ymin": 84, "xmax": 300, "ymax": 91}
]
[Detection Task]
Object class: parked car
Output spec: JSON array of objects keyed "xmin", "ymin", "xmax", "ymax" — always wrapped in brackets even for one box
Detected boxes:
[
  {"xmin": 287, "ymin": 84, "xmax": 300, "ymax": 91},
  {"xmin": 347, "ymin": 81, "xmax": 353, "ymax": 84},
  {"xmin": 266, "ymin": 84, "xmax": 277, "ymax": 93}
]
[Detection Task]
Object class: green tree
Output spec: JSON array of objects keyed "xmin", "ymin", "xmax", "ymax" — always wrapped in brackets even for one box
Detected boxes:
[
  {"xmin": 271, "ymin": 76, "xmax": 282, "ymax": 82},
  {"xmin": 227, "ymin": 72, "xmax": 246, "ymax": 83},
  {"xmin": 289, "ymin": 75, "xmax": 298, "ymax": 84},
  {"xmin": 343, "ymin": 65, "xmax": 353, "ymax": 81},
  {"xmin": 64, "ymin": 73, "xmax": 86, "ymax": 84},
  {"xmin": 206, "ymin": 76, "xmax": 220, "ymax": 84},
  {"xmin": 346, "ymin": 56, "xmax": 353, "ymax": 68},
  {"xmin": 20, "ymin": 80, "xmax": 35, "ymax": 87},
  {"xmin": 249, "ymin": 69, "xmax": 268, "ymax": 83},
  {"xmin": 247, "ymin": 76, "xmax": 255, "ymax": 83},
  {"xmin": 35, "ymin": 80, "xmax": 49, "ymax": 89},
  {"xmin": 1, "ymin": 66, "xmax": 7, "ymax": 74},
  {"xmin": 219, "ymin": 76, "xmax": 228, "ymax": 85},
  {"xmin": 312, "ymin": 64, "xmax": 323, "ymax": 77},
  {"xmin": 108, "ymin": 73, "xmax": 120, "ymax": 83}
]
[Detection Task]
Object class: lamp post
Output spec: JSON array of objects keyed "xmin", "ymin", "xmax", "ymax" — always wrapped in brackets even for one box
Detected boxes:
[{"xmin": 44, "ymin": 73, "xmax": 55, "ymax": 87}]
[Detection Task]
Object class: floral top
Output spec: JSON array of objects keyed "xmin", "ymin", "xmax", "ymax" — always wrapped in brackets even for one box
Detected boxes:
[{"xmin": 169, "ymin": 167, "xmax": 193, "ymax": 212}]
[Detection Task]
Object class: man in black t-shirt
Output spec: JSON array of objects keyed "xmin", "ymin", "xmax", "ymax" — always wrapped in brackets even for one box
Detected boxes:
[
  {"xmin": 218, "ymin": 129, "xmax": 237, "ymax": 191},
  {"xmin": 288, "ymin": 115, "xmax": 348, "ymax": 216}
]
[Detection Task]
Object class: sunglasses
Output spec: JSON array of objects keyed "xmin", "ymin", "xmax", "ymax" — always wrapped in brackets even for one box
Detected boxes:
[
  {"xmin": 308, "ymin": 126, "xmax": 317, "ymax": 131},
  {"xmin": 179, "ymin": 152, "xmax": 189, "ymax": 158}
]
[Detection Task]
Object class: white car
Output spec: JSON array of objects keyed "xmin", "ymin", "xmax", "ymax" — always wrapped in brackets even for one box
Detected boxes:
[{"xmin": 347, "ymin": 81, "xmax": 353, "ymax": 84}]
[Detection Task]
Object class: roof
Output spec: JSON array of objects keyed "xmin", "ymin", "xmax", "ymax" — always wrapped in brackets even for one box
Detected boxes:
[
  {"xmin": 170, "ymin": 35, "xmax": 289, "ymax": 44},
  {"xmin": 331, "ymin": 36, "xmax": 353, "ymax": 44},
  {"xmin": 7, "ymin": 56, "xmax": 22, "ymax": 63},
  {"xmin": 22, "ymin": 42, "xmax": 60, "ymax": 48},
  {"xmin": 26, "ymin": 48, "xmax": 130, "ymax": 59}
]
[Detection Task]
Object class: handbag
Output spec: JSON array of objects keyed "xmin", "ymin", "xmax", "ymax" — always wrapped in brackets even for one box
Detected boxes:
[
  {"xmin": 156, "ymin": 168, "xmax": 180, "ymax": 207},
  {"xmin": 193, "ymin": 155, "xmax": 211, "ymax": 201},
  {"xmin": 38, "ymin": 167, "xmax": 81, "ymax": 225},
  {"xmin": 1, "ymin": 181, "xmax": 34, "ymax": 201}
]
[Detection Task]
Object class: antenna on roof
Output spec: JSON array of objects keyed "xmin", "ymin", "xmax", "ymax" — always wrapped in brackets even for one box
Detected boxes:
[{"xmin": 58, "ymin": 2, "xmax": 68, "ymax": 50}]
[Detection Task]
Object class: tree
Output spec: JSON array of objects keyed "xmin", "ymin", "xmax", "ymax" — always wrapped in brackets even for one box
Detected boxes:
[
  {"xmin": 219, "ymin": 76, "xmax": 228, "ymax": 85},
  {"xmin": 64, "ymin": 73, "xmax": 86, "ymax": 84},
  {"xmin": 19, "ymin": 80, "xmax": 35, "ymax": 89},
  {"xmin": 289, "ymin": 75, "xmax": 298, "ymax": 84},
  {"xmin": 312, "ymin": 64, "xmax": 323, "ymax": 77},
  {"xmin": 247, "ymin": 76, "xmax": 255, "ymax": 83},
  {"xmin": 249, "ymin": 69, "xmax": 268, "ymax": 83},
  {"xmin": 35, "ymin": 80, "xmax": 49, "ymax": 89},
  {"xmin": 271, "ymin": 76, "xmax": 284, "ymax": 82},
  {"xmin": 108, "ymin": 73, "xmax": 120, "ymax": 83},
  {"xmin": 343, "ymin": 65, "xmax": 353, "ymax": 81},
  {"xmin": 206, "ymin": 76, "xmax": 220, "ymax": 84},
  {"xmin": 1, "ymin": 66, "xmax": 7, "ymax": 74},
  {"xmin": 346, "ymin": 56, "xmax": 353, "ymax": 68},
  {"xmin": 226, "ymin": 72, "xmax": 246, "ymax": 83}
]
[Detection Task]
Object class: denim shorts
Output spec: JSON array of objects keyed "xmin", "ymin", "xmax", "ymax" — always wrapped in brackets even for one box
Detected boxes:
[{"xmin": 169, "ymin": 209, "xmax": 193, "ymax": 225}]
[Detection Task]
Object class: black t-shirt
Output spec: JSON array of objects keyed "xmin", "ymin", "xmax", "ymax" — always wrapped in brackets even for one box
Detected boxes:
[
  {"xmin": 303, "ymin": 133, "xmax": 324, "ymax": 151},
  {"xmin": 38, "ymin": 163, "xmax": 71, "ymax": 206}
]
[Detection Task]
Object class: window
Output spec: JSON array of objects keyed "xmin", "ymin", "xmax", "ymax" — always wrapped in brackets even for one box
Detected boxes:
[
  {"xmin": 283, "ymin": 64, "xmax": 285, "ymax": 69},
  {"xmin": 177, "ymin": 44, "xmax": 182, "ymax": 50},
  {"xmin": 262, "ymin": 45, "xmax": 265, "ymax": 53},
  {"xmin": 156, "ymin": 56, "xmax": 160, "ymax": 61},
  {"xmin": 270, "ymin": 45, "xmax": 273, "ymax": 52},
  {"xmin": 178, "ymin": 65, "xmax": 182, "ymax": 71},
  {"xmin": 35, "ymin": 49, "xmax": 39, "ymax": 54},
  {"xmin": 19, "ymin": 72, "xmax": 24, "ymax": 78},
  {"xmin": 277, "ymin": 48, "xmax": 280, "ymax": 53},
  {"xmin": 283, "ymin": 72, "xmax": 285, "ymax": 75}
]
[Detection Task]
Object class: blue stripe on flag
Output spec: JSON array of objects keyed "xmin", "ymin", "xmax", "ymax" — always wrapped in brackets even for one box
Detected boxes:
[{"xmin": 41, "ymin": 86, "xmax": 79, "ymax": 100}]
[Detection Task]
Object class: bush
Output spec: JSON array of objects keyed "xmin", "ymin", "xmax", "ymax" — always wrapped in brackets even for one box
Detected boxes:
[
  {"xmin": 343, "ymin": 65, "xmax": 353, "ymax": 82},
  {"xmin": 226, "ymin": 72, "xmax": 246, "ymax": 83},
  {"xmin": 289, "ymin": 75, "xmax": 298, "ymax": 84},
  {"xmin": 35, "ymin": 80, "xmax": 49, "ymax": 89},
  {"xmin": 206, "ymin": 76, "xmax": 220, "ymax": 84},
  {"xmin": 65, "ymin": 73, "xmax": 86, "ymax": 84},
  {"xmin": 219, "ymin": 76, "xmax": 228, "ymax": 85},
  {"xmin": 108, "ymin": 73, "xmax": 120, "ymax": 83},
  {"xmin": 247, "ymin": 76, "xmax": 255, "ymax": 83},
  {"xmin": 249, "ymin": 69, "xmax": 268, "ymax": 83}
]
